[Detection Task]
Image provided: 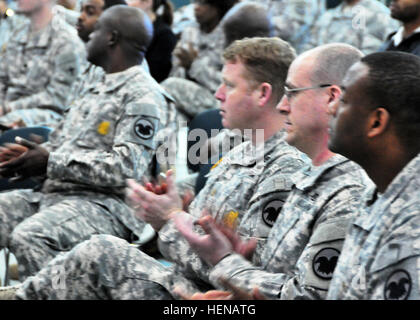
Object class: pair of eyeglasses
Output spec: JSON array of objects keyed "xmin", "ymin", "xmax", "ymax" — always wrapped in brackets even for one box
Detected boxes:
[{"xmin": 284, "ymin": 84, "xmax": 332, "ymax": 100}]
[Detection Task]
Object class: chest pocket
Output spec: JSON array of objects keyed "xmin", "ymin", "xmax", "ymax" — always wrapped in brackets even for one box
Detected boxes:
[
  {"xmin": 75, "ymin": 102, "xmax": 119, "ymax": 150},
  {"xmin": 25, "ymin": 48, "xmax": 50, "ymax": 86},
  {"xmin": 203, "ymin": 164, "xmax": 258, "ymax": 226}
]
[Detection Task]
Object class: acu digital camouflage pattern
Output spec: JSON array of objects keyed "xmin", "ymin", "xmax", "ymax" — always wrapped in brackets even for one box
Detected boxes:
[
  {"xmin": 303, "ymin": 0, "xmax": 399, "ymax": 54},
  {"xmin": 15, "ymin": 130, "xmax": 309, "ymax": 299},
  {"xmin": 208, "ymin": 154, "xmax": 373, "ymax": 300},
  {"xmin": 161, "ymin": 22, "xmax": 225, "ymax": 122},
  {"xmin": 328, "ymin": 152, "xmax": 420, "ymax": 300},
  {"xmin": 0, "ymin": 65, "xmax": 177, "ymax": 280},
  {"xmin": 0, "ymin": 14, "xmax": 86, "ymax": 127},
  {"xmin": 260, "ymin": 0, "xmax": 327, "ymax": 54}
]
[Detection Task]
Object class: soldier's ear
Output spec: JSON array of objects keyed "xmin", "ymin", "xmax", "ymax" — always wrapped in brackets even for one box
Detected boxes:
[
  {"xmin": 257, "ymin": 82, "xmax": 272, "ymax": 107},
  {"xmin": 109, "ymin": 30, "xmax": 120, "ymax": 47},
  {"xmin": 327, "ymin": 85, "xmax": 341, "ymax": 104},
  {"xmin": 367, "ymin": 107, "xmax": 390, "ymax": 139}
]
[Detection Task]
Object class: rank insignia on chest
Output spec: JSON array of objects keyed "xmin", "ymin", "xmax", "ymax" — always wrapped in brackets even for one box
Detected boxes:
[
  {"xmin": 211, "ymin": 157, "xmax": 223, "ymax": 171},
  {"xmin": 97, "ymin": 121, "xmax": 110, "ymax": 135},
  {"xmin": 223, "ymin": 211, "xmax": 239, "ymax": 229}
]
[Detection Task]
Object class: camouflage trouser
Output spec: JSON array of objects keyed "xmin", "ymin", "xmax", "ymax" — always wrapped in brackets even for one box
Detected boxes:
[
  {"xmin": 161, "ymin": 77, "xmax": 220, "ymax": 123},
  {"xmin": 0, "ymin": 108, "xmax": 63, "ymax": 127},
  {"xmin": 16, "ymin": 234, "xmax": 201, "ymax": 300},
  {"xmin": 0, "ymin": 190, "xmax": 131, "ymax": 281}
]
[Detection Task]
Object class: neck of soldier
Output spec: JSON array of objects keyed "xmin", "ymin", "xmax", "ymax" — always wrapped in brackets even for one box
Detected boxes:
[
  {"xmin": 306, "ymin": 131, "xmax": 335, "ymax": 166},
  {"xmin": 103, "ymin": 49, "xmax": 143, "ymax": 74},
  {"xmin": 245, "ymin": 109, "xmax": 287, "ymax": 146},
  {"xmin": 29, "ymin": 4, "xmax": 53, "ymax": 33},
  {"xmin": 358, "ymin": 141, "xmax": 418, "ymax": 194}
]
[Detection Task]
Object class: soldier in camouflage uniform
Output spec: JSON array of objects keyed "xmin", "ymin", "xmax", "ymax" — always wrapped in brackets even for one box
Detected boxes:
[
  {"xmin": 303, "ymin": 0, "xmax": 399, "ymax": 54},
  {"xmin": 65, "ymin": 0, "xmax": 128, "ymax": 107},
  {"xmin": 0, "ymin": 0, "xmax": 86, "ymax": 128},
  {"xmin": 0, "ymin": 5, "xmax": 176, "ymax": 282},
  {"xmin": 260, "ymin": 0, "xmax": 327, "ymax": 54},
  {"xmin": 327, "ymin": 51, "xmax": 420, "ymax": 300},
  {"xmin": 173, "ymin": 44, "xmax": 374, "ymax": 300},
  {"xmin": 161, "ymin": 0, "xmax": 237, "ymax": 123},
  {"xmin": 7, "ymin": 37, "xmax": 312, "ymax": 300}
]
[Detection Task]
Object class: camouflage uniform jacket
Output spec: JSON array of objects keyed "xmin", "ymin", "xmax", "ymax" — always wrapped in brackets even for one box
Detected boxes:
[
  {"xmin": 208, "ymin": 154, "xmax": 373, "ymax": 299},
  {"xmin": 260, "ymin": 0, "xmax": 327, "ymax": 54},
  {"xmin": 304, "ymin": 0, "xmax": 399, "ymax": 54},
  {"xmin": 40, "ymin": 65, "xmax": 176, "ymax": 238},
  {"xmin": 65, "ymin": 62, "xmax": 105, "ymax": 110},
  {"xmin": 169, "ymin": 22, "xmax": 225, "ymax": 93},
  {"xmin": 328, "ymin": 153, "xmax": 420, "ymax": 300},
  {"xmin": 0, "ymin": 12, "xmax": 27, "ymax": 55},
  {"xmin": 0, "ymin": 14, "xmax": 85, "ymax": 118},
  {"xmin": 158, "ymin": 130, "xmax": 309, "ymax": 288}
]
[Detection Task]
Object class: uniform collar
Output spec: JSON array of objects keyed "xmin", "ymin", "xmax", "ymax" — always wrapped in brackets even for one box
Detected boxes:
[
  {"xmin": 392, "ymin": 26, "xmax": 420, "ymax": 46},
  {"xmin": 226, "ymin": 130, "xmax": 287, "ymax": 166},
  {"xmin": 293, "ymin": 153, "xmax": 349, "ymax": 191},
  {"xmin": 92, "ymin": 65, "xmax": 146, "ymax": 93},
  {"xmin": 17, "ymin": 16, "xmax": 58, "ymax": 48},
  {"xmin": 355, "ymin": 152, "xmax": 420, "ymax": 231}
]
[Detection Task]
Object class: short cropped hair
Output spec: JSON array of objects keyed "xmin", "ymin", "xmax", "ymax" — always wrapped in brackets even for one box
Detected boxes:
[
  {"xmin": 360, "ymin": 51, "xmax": 420, "ymax": 150},
  {"xmin": 223, "ymin": 37, "xmax": 296, "ymax": 103},
  {"xmin": 310, "ymin": 43, "xmax": 364, "ymax": 86}
]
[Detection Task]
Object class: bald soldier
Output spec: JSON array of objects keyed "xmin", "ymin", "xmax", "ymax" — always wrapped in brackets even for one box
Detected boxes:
[{"xmin": 0, "ymin": 5, "xmax": 176, "ymax": 282}]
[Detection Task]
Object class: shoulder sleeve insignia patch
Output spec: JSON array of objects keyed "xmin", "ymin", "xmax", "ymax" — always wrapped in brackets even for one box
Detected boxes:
[
  {"xmin": 262, "ymin": 200, "xmax": 284, "ymax": 227},
  {"xmin": 134, "ymin": 117, "xmax": 155, "ymax": 140},
  {"xmin": 385, "ymin": 269, "xmax": 411, "ymax": 300},
  {"xmin": 312, "ymin": 248, "xmax": 340, "ymax": 280}
]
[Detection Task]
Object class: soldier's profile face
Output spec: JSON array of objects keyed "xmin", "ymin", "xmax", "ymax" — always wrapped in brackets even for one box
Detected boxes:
[
  {"xmin": 215, "ymin": 61, "xmax": 260, "ymax": 131},
  {"xmin": 86, "ymin": 15, "xmax": 109, "ymax": 65},
  {"xmin": 276, "ymin": 56, "xmax": 330, "ymax": 154},
  {"xmin": 328, "ymin": 62, "xmax": 370, "ymax": 159}
]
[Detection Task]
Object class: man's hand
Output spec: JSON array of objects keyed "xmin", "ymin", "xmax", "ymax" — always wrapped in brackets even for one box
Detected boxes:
[
  {"xmin": 174, "ymin": 43, "xmax": 198, "ymax": 70},
  {"xmin": 174, "ymin": 213, "xmax": 234, "ymax": 266},
  {"xmin": 126, "ymin": 169, "xmax": 183, "ymax": 231},
  {"xmin": 0, "ymin": 136, "xmax": 49, "ymax": 179}
]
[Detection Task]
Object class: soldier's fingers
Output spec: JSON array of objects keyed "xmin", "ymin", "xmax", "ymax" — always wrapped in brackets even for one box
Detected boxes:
[
  {"xmin": 15, "ymin": 136, "xmax": 37, "ymax": 149},
  {"xmin": 174, "ymin": 213, "xmax": 202, "ymax": 246},
  {"xmin": 201, "ymin": 290, "xmax": 232, "ymax": 300},
  {"xmin": 29, "ymin": 133, "xmax": 44, "ymax": 144},
  {"xmin": 127, "ymin": 179, "xmax": 154, "ymax": 201}
]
